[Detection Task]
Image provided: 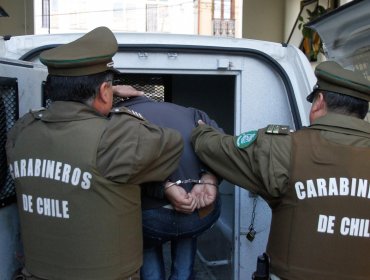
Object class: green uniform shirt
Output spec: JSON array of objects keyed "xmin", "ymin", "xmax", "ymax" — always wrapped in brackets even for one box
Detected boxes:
[
  {"xmin": 6, "ymin": 101, "xmax": 183, "ymax": 280},
  {"xmin": 191, "ymin": 112, "xmax": 370, "ymax": 279}
]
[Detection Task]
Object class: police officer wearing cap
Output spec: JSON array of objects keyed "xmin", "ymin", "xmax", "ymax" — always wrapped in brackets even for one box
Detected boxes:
[
  {"xmin": 6, "ymin": 26, "xmax": 183, "ymax": 280},
  {"xmin": 191, "ymin": 61, "xmax": 370, "ymax": 280}
]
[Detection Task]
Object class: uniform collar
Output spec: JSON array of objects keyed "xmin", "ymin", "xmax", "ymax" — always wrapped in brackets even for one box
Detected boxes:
[
  {"xmin": 40, "ymin": 101, "xmax": 106, "ymax": 122},
  {"xmin": 310, "ymin": 112, "xmax": 370, "ymax": 135}
]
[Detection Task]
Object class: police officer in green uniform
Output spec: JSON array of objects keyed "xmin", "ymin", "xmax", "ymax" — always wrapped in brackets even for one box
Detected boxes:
[
  {"xmin": 191, "ymin": 61, "xmax": 370, "ymax": 280},
  {"xmin": 6, "ymin": 26, "xmax": 183, "ymax": 280}
]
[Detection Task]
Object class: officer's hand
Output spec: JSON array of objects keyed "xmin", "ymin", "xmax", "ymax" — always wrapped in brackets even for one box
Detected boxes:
[
  {"xmin": 113, "ymin": 85, "xmax": 144, "ymax": 98},
  {"xmin": 197, "ymin": 120, "xmax": 206, "ymax": 126},
  {"xmin": 164, "ymin": 184, "xmax": 197, "ymax": 214},
  {"xmin": 191, "ymin": 183, "xmax": 217, "ymax": 209}
]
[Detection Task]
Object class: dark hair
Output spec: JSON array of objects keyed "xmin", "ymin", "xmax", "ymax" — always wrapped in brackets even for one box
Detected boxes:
[
  {"xmin": 45, "ymin": 71, "xmax": 114, "ymax": 102},
  {"xmin": 318, "ymin": 91, "xmax": 369, "ymax": 119}
]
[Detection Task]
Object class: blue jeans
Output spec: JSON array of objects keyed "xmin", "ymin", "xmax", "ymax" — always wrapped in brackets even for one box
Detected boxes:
[
  {"xmin": 141, "ymin": 199, "xmax": 221, "ymax": 280},
  {"xmin": 0, "ymin": 203, "xmax": 23, "ymax": 280}
]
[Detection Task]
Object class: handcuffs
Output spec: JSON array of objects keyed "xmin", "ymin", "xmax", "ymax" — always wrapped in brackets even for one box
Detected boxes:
[{"xmin": 164, "ymin": 179, "xmax": 217, "ymax": 191}]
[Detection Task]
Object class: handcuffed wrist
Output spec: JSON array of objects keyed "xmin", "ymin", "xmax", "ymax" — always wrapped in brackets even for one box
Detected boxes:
[
  {"xmin": 199, "ymin": 180, "xmax": 218, "ymax": 187},
  {"xmin": 164, "ymin": 180, "xmax": 181, "ymax": 192},
  {"xmin": 164, "ymin": 179, "xmax": 218, "ymax": 191}
]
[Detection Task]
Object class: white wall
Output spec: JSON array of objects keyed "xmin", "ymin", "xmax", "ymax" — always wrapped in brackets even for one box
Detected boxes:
[
  {"xmin": 241, "ymin": 0, "xmax": 300, "ymax": 43},
  {"xmin": 242, "ymin": 0, "xmax": 285, "ymax": 42}
]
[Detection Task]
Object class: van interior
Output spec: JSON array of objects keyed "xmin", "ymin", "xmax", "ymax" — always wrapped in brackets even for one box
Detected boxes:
[{"xmin": 112, "ymin": 72, "xmax": 237, "ymax": 278}]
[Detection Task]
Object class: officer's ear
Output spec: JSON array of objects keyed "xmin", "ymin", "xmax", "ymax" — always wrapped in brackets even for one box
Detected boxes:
[
  {"xmin": 98, "ymin": 81, "xmax": 113, "ymax": 104},
  {"xmin": 313, "ymin": 92, "xmax": 326, "ymax": 111},
  {"xmin": 91, "ymin": 81, "xmax": 113, "ymax": 115},
  {"xmin": 309, "ymin": 92, "xmax": 327, "ymax": 122}
]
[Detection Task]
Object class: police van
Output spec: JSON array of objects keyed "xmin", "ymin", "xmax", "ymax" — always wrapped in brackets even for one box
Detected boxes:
[{"xmin": 0, "ymin": 1, "xmax": 368, "ymax": 278}]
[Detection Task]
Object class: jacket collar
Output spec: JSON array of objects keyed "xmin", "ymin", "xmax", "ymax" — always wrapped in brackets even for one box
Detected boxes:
[
  {"xmin": 310, "ymin": 112, "xmax": 370, "ymax": 135},
  {"xmin": 40, "ymin": 101, "xmax": 106, "ymax": 122}
]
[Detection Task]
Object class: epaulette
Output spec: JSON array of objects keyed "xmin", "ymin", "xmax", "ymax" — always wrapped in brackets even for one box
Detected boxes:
[
  {"xmin": 265, "ymin": 124, "xmax": 291, "ymax": 135},
  {"xmin": 29, "ymin": 107, "xmax": 46, "ymax": 113},
  {"xmin": 29, "ymin": 107, "xmax": 46, "ymax": 119},
  {"xmin": 111, "ymin": 107, "xmax": 145, "ymax": 120}
]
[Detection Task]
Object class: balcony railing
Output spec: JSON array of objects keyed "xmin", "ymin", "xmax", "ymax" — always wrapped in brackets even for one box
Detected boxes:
[{"xmin": 213, "ymin": 19, "xmax": 235, "ymax": 37}]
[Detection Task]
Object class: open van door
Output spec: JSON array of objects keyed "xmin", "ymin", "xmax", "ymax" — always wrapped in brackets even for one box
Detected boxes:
[
  {"xmin": 0, "ymin": 58, "xmax": 47, "ymax": 217},
  {"xmin": 0, "ymin": 59, "xmax": 47, "ymax": 116},
  {"xmin": 307, "ymin": 0, "xmax": 370, "ymax": 70},
  {"xmin": 306, "ymin": 0, "xmax": 370, "ymax": 121}
]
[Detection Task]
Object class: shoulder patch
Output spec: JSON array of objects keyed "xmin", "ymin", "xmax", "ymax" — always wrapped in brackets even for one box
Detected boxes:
[
  {"xmin": 111, "ymin": 107, "xmax": 145, "ymax": 120},
  {"xmin": 235, "ymin": 130, "xmax": 258, "ymax": 149},
  {"xmin": 265, "ymin": 124, "xmax": 290, "ymax": 135}
]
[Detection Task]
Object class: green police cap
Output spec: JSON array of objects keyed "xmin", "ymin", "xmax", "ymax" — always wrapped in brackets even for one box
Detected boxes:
[
  {"xmin": 39, "ymin": 26, "xmax": 119, "ymax": 76},
  {"xmin": 306, "ymin": 61, "xmax": 370, "ymax": 103}
]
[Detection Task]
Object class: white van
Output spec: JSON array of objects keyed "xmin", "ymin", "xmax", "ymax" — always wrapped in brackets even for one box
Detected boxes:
[{"xmin": 0, "ymin": 32, "xmax": 316, "ymax": 279}]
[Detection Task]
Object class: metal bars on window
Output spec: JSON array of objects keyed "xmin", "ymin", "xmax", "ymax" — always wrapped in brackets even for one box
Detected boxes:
[{"xmin": 0, "ymin": 77, "xmax": 19, "ymax": 207}]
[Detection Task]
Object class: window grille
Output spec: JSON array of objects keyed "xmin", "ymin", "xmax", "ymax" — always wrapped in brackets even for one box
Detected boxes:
[
  {"xmin": 113, "ymin": 73, "xmax": 169, "ymax": 104},
  {"xmin": 0, "ymin": 77, "xmax": 19, "ymax": 208}
]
